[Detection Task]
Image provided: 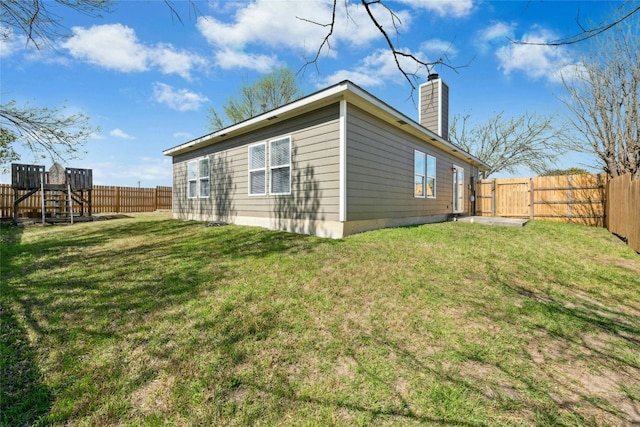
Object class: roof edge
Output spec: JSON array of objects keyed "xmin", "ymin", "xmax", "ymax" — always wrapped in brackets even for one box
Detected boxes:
[{"xmin": 162, "ymin": 80, "xmax": 490, "ymax": 171}]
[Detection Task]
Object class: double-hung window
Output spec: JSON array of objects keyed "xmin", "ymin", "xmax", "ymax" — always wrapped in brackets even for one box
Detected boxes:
[
  {"xmin": 414, "ymin": 151, "xmax": 437, "ymax": 198},
  {"xmin": 248, "ymin": 137, "xmax": 292, "ymax": 196},
  {"xmin": 187, "ymin": 158, "xmax": 210, "ymax": 198},
  {"xmin": 414, "ymin": 151, "xmax": 426, "ymax": 198},
  {"xmin": 199, "ymin": 158, "xmax": 210, "ymax": 198},
  {"xmin": 426, "ymin": 155, "xmax": 436, "ymax": 198},
  {"xmin": 269, "ymin": 137, "xmax": 291, "ymax": 195},
  {"xmin": 248, "ymin": 143, "xmax": 266, "ymax": 195},
  {"xmin": 188, "ymin": 161, "xmax": 198, "ymax": 198}
]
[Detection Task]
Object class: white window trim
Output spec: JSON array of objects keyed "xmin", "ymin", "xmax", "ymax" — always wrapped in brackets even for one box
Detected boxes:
[
  {"xmin": 426, "ymin": 154, "xmax": 437, "ymax": 199},
  {"xmin": 198, "ymin": 157, "xmax": 210, "ymax": 199},
  {"xmin": 187, "ymin": 160, "xmax": 198, "ymax": 199},
  {"xmin": 248, "ymin": 142, "xmax": 267, "ymax": 196},
  {"xmin": 414, "ymin": 150, "xmax": 426, "ymax": 198},
  {"xmin": 269, "ymin": 136, "xmax": 291, "ymax": 196},
  {"xmin": 453, "ymin": 164, "xmax": 465, "ymax": 213},
  {"xmin": 188, "ymin": 158, "xmax": 210, "ymax": 199}
]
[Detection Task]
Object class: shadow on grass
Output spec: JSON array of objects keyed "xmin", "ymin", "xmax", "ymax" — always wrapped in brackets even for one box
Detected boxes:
[
  {"xmin": 1, "ymin": 216, "xmax": 340, "ymax": 424},
  {"xmin": 1, "ymin": 225, "xmax": 53, "ymax": 426},
  {"xmin": 482, "ymin": 265, "xmax": 640, "ymax": 424},
  {"xmin": 0, "ymin": 303, "xmax": 53, "ymax": 426}
]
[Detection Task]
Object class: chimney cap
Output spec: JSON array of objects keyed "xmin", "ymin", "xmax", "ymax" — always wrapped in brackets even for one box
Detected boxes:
[{"xmin": 427, "ymin": 73, "xmax": 439, "ymax": 81}]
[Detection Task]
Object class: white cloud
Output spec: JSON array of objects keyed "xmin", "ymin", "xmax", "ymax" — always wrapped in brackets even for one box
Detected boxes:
[
  {"xmin": 62, "ymin": 24, "xmax": 148, "ymax": 72},
  {"xmin": 396, "ymin": 0, "xmax": 474, "ymax": 18},
  {"xmin": 110, "ymin": 128, "xmax": 136, "ymax": 139},
  {"xmin": 61, "ymin": 24, "xmax": 206, "ymax": 79},
  {"xmin": 317, "ymin": 48, "xmax": 420, "ymax": 88},
  {"xmin": 480, "ymin": 21, "xmax": 516, "ymax": 42},
  {"xmin": 89, "ymin": 157, "xmax": 172, "ymax": 185},
  {"xmin": 0, "ymin": 26, "xmax": 26, "ymax": 58},
  {"xmin": 197, "ymin": 1, "xmax": 333, "ymax": 53},
  {"xmin": 420, "ymin": 38, "xmax": 458, "ymax": 59},
  {"xmin": 153, "ymin": 82, "xmax": 210, "ymax": 111},
  {"xmin": 150, "ymin": 43, "xmax": 208, "ymax": 79},
  {"xmin": 173, "ymin": 132, "xmax": 194, "ymax": 139},
  {"xmin": 213, "ymin": 47, "xmax": 279, "ymax": 72},
  {"xmin": 495, "ymin": 29, "xmax": 577, "ymax": 83},
  {"xmin": 196, "ymin": 0, "xmax": 412, "ymax": 71},
  {"xmin": 475, "ymin": 21, "xmax": 516, "ymax": 54}
]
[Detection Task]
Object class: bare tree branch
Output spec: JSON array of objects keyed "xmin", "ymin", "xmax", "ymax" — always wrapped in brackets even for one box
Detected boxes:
[
  {"xmin": 0, "ymin": 0, "xmax": 114, "ymax": 49},
  {"xmin": 560, "ymin": 17, "xmax": 640, "ymax": 179},
  {"xmin": 297, "ymin": 0, "xmax": 338, "ymax": 75},
  {"xmin": 449, "ymin": 112, "xmax": 571, "ymax": 177},
  {"xmin": 0, "ymin": 100, "xmax": 98, "ymax": 166},
  {"xmin": 297, "ymin": 0, "xmax": 468, "ymax": 93},
  {"xmin": 511, "ymin": 3, "xmax": 640, "ymax": 46}
]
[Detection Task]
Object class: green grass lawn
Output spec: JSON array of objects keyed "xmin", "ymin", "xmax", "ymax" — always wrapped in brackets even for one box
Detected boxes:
[{"xmin": 2, "ymin": 213, "xmax": 639, "ymax": 426}]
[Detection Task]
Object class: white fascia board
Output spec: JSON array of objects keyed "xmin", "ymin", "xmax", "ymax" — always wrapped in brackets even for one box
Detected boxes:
[
  {"xmin": 162, "ymin": 82, "xmax": 352, "ymax": 157},
  {"xmin": 162, "ymin": 80, "xmax": 489, "ymax": 171}
]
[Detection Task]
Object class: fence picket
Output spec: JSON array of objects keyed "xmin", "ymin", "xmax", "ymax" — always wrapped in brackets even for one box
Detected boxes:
[
  {"xmin": 477, "ymin": 174, "xmax": 607, "ymax": 226},
  {"xmin": 1, "ymin": 184, "xmax": 172, "ymax": 218}
]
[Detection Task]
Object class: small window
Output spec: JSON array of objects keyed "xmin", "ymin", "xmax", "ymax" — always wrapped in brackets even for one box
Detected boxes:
[
  {"xmin": 414, "ymin": 151, "xmax": 425, "ymax": 198},
  {"xmin": 199, "ymin": 158, "xmax": 210, "ymax": 198},
  {"xmin": 248, "ymin": 143, "xmax": 266, "ymax": 195},
  {"xmin": 270, "ymin": 137, "xmax": 291, "ymax": 195},
  {"xmin": 426, "ymin": 155, "xmax": 437, "ymax": 198},
  {"xmin": 187, "ymin": 161, "xmax": 197, "ymax": 198}
]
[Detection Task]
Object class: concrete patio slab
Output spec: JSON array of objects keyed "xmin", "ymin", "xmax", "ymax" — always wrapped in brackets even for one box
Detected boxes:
[{"xmin": 455, "ymin": 216, "xmax": 529, "ymax": 227}]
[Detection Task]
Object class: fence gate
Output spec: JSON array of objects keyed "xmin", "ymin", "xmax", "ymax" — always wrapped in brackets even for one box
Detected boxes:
[
  {"xmin": 477, "ymin": 178, "xmax": 530, "ymax": 218},
  {"xmin": 476, "ymin": 174, "xmax": 606, "ymax": 226}
]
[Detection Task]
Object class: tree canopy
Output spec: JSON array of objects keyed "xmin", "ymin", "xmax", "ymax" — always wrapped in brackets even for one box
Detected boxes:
[{"xmin": 207, "ymin": 67, "xmax": 304, "ymax": 132}]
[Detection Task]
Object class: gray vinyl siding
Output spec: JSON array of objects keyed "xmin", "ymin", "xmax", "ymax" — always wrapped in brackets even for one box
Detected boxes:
[
  {"xmin": 172, "ymin": 104, "xmax": 341, "ymax": 222},
  {"xmin": 346, "ymin": 104, "xmax": 472, "ymax": 221}
]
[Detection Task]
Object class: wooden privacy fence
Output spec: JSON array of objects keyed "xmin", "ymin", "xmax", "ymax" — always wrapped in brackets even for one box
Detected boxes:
[
  {"xmin": 477, "ymin": 174, "xmax": 608, "ymax": 226},
  {"xmin": 0, "ymin": 184, "xmax": 172, "ymax": 218},
  {"xmin": 606, "ymin": 173, "xmax": 640, "ymax": 253}
]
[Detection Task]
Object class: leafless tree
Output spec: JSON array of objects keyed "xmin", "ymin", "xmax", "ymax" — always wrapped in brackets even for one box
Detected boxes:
[
  {"xmin": 449, "ymin": 112, "xmax": 570, "ymax": 177},
  {"xmin": 560, "ymin": 18, "xmax": 640, "ymax": 180}
]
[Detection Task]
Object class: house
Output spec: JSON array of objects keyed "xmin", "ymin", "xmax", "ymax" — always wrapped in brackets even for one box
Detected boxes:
[{"xmin": 163, "ymin": 75, "xmax": 490, "ymax": 238}]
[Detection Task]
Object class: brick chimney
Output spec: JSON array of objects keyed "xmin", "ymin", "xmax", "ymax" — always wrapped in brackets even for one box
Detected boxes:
[{"xmin": 419, "ymin": 73, "xmax": 449, "ymax": 141}]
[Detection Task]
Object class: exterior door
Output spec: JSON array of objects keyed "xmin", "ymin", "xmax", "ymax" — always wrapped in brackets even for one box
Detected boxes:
[{"xmin": 453, "ymin": 165, "xmax": 464, "ymax": 214}]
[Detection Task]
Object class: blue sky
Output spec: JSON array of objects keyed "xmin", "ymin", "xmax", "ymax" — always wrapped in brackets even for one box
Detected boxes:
[{"xmin": 0, "ymin": 0, "xmax": 624, "ymax": 187}]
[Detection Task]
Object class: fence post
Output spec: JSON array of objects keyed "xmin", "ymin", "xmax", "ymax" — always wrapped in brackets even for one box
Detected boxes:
[
  {"xmin": 567, "ymin": 175, "xmax": 573, "ymax": 223},
  {"xmin": 491, "ymin": 179, "xmax": 496, "ymax": 217},
  {"xmin": 529, "ymin": 178, "xmax": 534, "ymax": 220},
  {"xmin": 115, "ymin": 186, "xmax": 120, "ymax": 213}
]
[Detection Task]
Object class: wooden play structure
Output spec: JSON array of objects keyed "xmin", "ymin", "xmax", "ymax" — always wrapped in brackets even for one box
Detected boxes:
[{"xmin": 11, "ymin": 163, "xmax": 93, "ymax": 224}]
